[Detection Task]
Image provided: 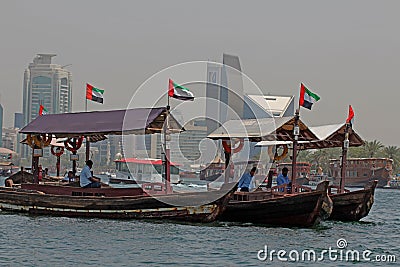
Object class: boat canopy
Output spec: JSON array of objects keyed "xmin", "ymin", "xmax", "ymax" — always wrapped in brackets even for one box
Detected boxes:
[
  {"xmin": 207, "ymin": 116, "xmax": 318, "ymax": 142},
  {"xmin": 304, "ymin": 123, "xmax": 364, "ymax": 149},
  {"xmin": 255, "ymin": 123, "xmax": 364, "ymax": 149},
  {"xmin": 20, "ymin": 107, "xmax": 183, "ymax": 138}
]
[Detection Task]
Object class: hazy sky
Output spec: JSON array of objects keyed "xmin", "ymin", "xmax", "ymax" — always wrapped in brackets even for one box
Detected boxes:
[{"xmin": 0, "ymin": 1, "xmax": 399, "ymax": 146}]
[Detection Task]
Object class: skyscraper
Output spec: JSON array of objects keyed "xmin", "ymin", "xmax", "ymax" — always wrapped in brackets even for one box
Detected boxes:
[
  {"xmin": 14, "ymin": 113, "xmax": 24, "ymax": 129},
  {"xmin": 22, "ymin": 54, "xmax": 72, "ymax": 125},
  {"xmin": 205, "ymin": 54, "xmax": 244, "ymax": 134}
]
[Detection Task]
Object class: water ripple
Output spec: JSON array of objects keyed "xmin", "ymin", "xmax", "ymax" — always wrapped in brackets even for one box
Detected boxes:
[{"xmin": 0, "ymin": 189, "xmax": 398, "ymax": 266}]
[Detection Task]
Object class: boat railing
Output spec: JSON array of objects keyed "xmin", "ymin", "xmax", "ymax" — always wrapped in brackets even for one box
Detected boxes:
[
  {"xmin": 328, "ymin": 185, "xmax": 350, "ymax": 194},
  {"xmin": 271, "ymin": 184, "xmax": 312, "ymax": 194}
]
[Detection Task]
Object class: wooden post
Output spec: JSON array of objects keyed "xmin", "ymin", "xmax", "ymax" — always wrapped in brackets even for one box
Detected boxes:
[
  {"xmin": 85, "ymin": 137, "xmax": 90, "ymax": 162},
  {"xmin": 72, "ymin": 152, "xmax": 77, "ymax": 175},
  {"xmin": 163, "ymin": 105, "xmax": 171, "ymax": 193},
  {"xmin": 31, "ymin": 146, "xmax": 40, "ymax": 184},
  {"xmin": 224, "ymin": 151, "xmax": 231, "ymax": 184},
  {"xmin": 72, "ymin": 137, "xmax": 77, "ymax": 175},
  {"xmin": 339, "ymin": 124, "xmax": 350, "ymax": 193},
  {"xmin": 291, "ymin": 109, "xmax": 300, "ymax": 192},
  {"xmin": 56, "ymin": 156, "xmax": 61, "ymax": 177}
]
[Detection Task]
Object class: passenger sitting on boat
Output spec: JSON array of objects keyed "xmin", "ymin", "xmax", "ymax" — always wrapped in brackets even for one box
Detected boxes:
[
  {"xmin": 277, "ymin": 167, "xmax": 291, "ymax": 192},
  {"xmin": 80, "ymin": 160, "xmax": 101, "ymax": 188},
  {"xmin": 238, "ymin": 167, "xmax": 257, "ymax": 192},
  {"xmin": 62, "ymin": 171, "xmax": 75, "ymax": 183},
  {"xmin": 43, "ymin": 168, "xmax": 49, "ymax": 178}
]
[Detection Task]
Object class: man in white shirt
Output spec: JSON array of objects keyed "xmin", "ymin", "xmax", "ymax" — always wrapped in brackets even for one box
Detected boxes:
[{"xmin": 80, "ymin": 160, "xmax": 101, "ymax": 188}]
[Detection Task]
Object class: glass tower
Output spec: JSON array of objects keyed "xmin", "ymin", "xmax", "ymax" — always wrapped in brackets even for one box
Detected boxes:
[{"xmin": 22, "ymin": 54, "xmax": 72, "ymax": 125}]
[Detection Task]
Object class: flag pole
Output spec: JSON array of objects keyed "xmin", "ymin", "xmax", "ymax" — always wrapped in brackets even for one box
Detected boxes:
[
  {"xmin": 291, "ymin": 107, "xmax": 300, "ymax": 193},
  {"xmin": 340, "ymin": 107, "xmax": 352, "ymax": 193},
  {"xmin": 85, "ymin": 85, "xmax": 89, "ymax": 161},
  {"xmin": 164, "ymin": 89, "xmax": 171, "ymax": 193},
  {"xmin": 291, "ymin": 85, "xmax": 301, "ymax": 193}
]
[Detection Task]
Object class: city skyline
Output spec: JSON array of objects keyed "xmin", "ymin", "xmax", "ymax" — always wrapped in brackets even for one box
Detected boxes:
[{"xmin": 0, "ymin": 1, "xmax": 399, "ymax": 147}]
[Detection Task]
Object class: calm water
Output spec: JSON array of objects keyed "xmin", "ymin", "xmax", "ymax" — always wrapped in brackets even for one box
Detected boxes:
[{"xmin": 0, "ymin": 179, "xmax": 398, "ymax": 266}]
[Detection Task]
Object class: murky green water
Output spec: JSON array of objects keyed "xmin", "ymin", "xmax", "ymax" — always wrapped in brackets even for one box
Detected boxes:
[{"xmin": 0, "ymin": 179, "xmax": 398, "ymax": 266}]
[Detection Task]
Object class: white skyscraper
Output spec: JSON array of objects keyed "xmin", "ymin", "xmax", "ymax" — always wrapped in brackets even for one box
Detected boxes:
[{"xmin": 22, "ymin": 54, "xmax": 72, "ymax": 125}]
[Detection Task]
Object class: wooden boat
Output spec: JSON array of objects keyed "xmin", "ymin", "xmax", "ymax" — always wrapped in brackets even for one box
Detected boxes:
[
  {"xmin": 2, "ymin": 107, "xmax": 241, "ymax": 223},
  {"xmin": 328, "ymin": 180, "xmax": 377, "ymax": 221},
  {"xmin": 219, "ymin": 181, "xmax": 331, "ymax": 227},
  {"xmin": 6, "ymin": 169, "xmax": 60, "ymax": 184},
  {"xmin": 383, "ymin": 178, "xmax": 400, "ymax": 190},
  {"xmin": 0, "ymin": 182, "xmax": 237, "ymax": 222},
  {"xmin": 112, "ymin": 158, "xmax": 181, "ymax": 184},
  {"xmin": 330, "ymin": 158, "xmax": 393, "ymax": 188},
  {"xmin": 212, "ymin": 119, "xmax": 376, "ymax": 223}
]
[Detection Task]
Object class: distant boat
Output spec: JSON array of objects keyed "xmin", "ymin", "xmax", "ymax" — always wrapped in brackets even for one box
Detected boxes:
[
  {"xmin": 330, "ymin": 158, "xmax": 393, "ymax": 188},
  {"xmin": 383, "ymin": 178, "xmax": 400, "ymax": 190},
  {"xmin": 111, "ymin": 158, "xmax": 181, "ymax": 184},
  {"xmin": 308, "ymin": 174, "xmax": 334, "ymax": 186}
]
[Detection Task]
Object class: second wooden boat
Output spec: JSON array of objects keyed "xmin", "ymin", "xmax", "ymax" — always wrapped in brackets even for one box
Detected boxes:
[
  {"xmin": 328, "ymin": 180, "xmax": 377, "ymax": 221},
  {"xmin": 219, "ymin": 181, "xmax": 331, "ymax": 227}
]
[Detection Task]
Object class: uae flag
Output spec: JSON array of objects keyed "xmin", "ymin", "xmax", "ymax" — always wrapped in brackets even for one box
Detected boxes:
[
  {"xmin": 86, "ymin": 83, "xmax": 104, "ymax": 103},
  {"xmin": 299, "ymin": 83, "xmax": 320, "ymax": 110},
  {"xmin": 39, "ymin": 104, "xmax": 48, "ymax": 116},
  {"xmin": 346, "ymin": 105, "xmax": 354, "ymax": 124},
  {"xmin": 168, "ymin": 79, "xmax": 194, "ymax": 101}
]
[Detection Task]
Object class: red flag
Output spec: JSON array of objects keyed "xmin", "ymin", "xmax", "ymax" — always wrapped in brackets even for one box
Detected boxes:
[{"xmin": 346, "ymin": 105, "xmax": 354, "ymax": 124}]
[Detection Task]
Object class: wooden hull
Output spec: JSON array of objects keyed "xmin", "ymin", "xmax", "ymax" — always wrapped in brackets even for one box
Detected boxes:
[
  {"xmin": 220, "ymin": 182, "xmax": 331, "ymax": 227},
  {"xmin": 0, "ymin": 185, "xmax": 236, "ymax": 223},
  {"xmin": 329, "ymin": 180, "xmax": 377, "ymax": 221}
]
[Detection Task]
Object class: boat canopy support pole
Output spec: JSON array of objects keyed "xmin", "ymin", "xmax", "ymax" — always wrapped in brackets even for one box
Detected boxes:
[
  {"xmin": 56, "ymin": 156, "xmax": 61, "ymax": 177},
  {"xmin": 291, "ymin": 109, "xmax": 300, "ymax": 192},
  {"xmin": 86, "ymin": 137, "xmax": 90, "ymax": 162},
  {"xmin": 32, "ymin": 147, "xmax": 40, "ymax": 184},
  {"xmin": 339, "ymin": 124, "xmax": 350, "ymax": 193},
  {"xmin": 163, "ymin": 104, "xmax": 171, "ymax": 193}
]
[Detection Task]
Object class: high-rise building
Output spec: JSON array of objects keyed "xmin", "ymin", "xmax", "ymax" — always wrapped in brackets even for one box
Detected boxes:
[
  {"xmin": 22, "ymin": 54, "xmax": 72, "ymax": 125},
  {"xmin": 2, "ymin": 127, "xmax": 18, "ymax": 152},
  {"xmin": 170, "ymin": 119, "xmax": 208, "ymax": 168},
  {"xmin": 205, "ymin": 54, "xmax": 244, "ymax": 134},
  {"xmin": 14, "ymin": 113, "xmax": 24, "ymax": 129}
]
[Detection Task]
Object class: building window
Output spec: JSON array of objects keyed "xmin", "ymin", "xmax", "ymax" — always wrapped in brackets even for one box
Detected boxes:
[
  {"xmin": 60, "ymin": 77, "xmax": 68, "ymax": 86},
  {"xmin": 32, "ymin": 76, "xmax": 51, "ymax": 85}
]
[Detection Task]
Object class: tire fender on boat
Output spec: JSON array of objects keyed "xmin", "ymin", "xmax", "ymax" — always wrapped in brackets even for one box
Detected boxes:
[
  {"xmin": 222, "ymin": 138, "xmax": 244, "ymax": 154},
  {"xmin": 268, "ymin": 144, "xmax": 288, "ymax": 162}
]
